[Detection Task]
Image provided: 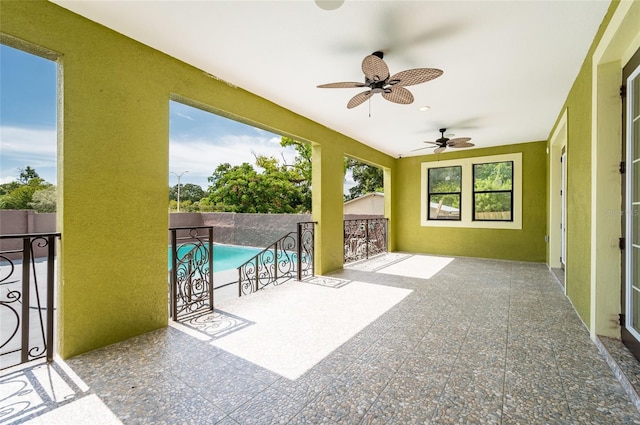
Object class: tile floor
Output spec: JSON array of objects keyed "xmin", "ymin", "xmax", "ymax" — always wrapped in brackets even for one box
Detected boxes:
[{"xmin": 3, "ymin": 254, "xmax": 640, "ymax": 424}]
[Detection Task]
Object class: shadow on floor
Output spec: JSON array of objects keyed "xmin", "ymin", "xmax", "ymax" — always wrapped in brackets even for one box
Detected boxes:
[{"xmin": 3, "ymin": 254, "xmax": 640, "ymax": 425}]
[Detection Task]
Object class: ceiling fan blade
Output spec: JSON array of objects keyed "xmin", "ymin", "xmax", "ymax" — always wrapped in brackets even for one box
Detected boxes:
[
  {"xmin": 317, "ymin": 82, "xmax": 366, "ymax": 89},
  {"xmin": 389, "ymin": 68, "xmax": 443, "ymax": 87},
  {"xmin": 410, "ymin": 146, "xmax": 434, "ymax": 152},
  {"xmin": 447, "ymin": 137, "xmax": 472, "ymax": 145},
  {"xmin": 347, "ymin": 90, "xmax": 373, "ymax": 109},
  {"xmin": 434, "ymin": 146, "xmax": 446, "ymax": 154},
  {"xmin": 449, "ymin": 143, "xmax": 475, "ymax": 148},
  {"xmin": 362, "ymin": 54, "xmax": 389, "ymax": 82},
  {"xmin": 382, "ymin": 86, "xmax": 414, "ymax": 104},
  {"xmin": 423, "ymin": 141, "xmax": 438, "ymax": 145}
]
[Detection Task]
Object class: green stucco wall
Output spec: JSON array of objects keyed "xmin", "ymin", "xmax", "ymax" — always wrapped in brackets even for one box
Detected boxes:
[
  {"xmin": 546, "ymin": 1, "xmax": 620, "ymax": 326},
  {"xmin": 394, "ymin": 142, "xmax": 547, "ymax": 262},
  {"xmin": 557, "ymin": 64, "xmax": 593, "ymax": 324},
  {"xmin": 1, "ymin": 0, "xmax": 395, "ymax": 358},
  {"xmin": 312, "ymin": 143, "xmax": 346, "ymax": 273}
]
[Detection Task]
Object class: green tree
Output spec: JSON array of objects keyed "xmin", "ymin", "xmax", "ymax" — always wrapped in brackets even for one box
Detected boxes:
[
  {"xmin": 169, "ymin": 183, "xmax": 206, "ymax": 203},
  {"xmin": 345, "ymin": 159, "xmax": 384, "ymax": 200},
  {"xmin": 279, "ymin": 137, "xmax": 312, "ymax": 211},
  {"xmin": 0, "ymin": 181, "xmax": 20, "ymax": 196},
  {"xmin": 206, "ymin": 158, "xmax": 308, "ymax": 213},
  {"xmin": 29, "ymin": 186, "xmax": 57, "ymax": 212},
  {"xmin": 474, "ymin": 162, "xmax": 512, "ymax": 189},
  {"xmin": 473, "ymin": 162, "xmax": 512, "ymax": 213},
  {"xmin": 428, "ymin": 166, "xmax": 461, "ymax": 209},
  {"xmin": 0, "ymin": 167, "xmax": 53, "ymax": 210},
  {"xmin": 18, "ymin": 166, "xmax": 40, "ymax": 184},
  {"xmin": 197, "ymin": 197, "xmax": 216, "ymax": 212},
  {"xmin": 1, "ymin": 185, "xmax": 38, "ymax": 209}
]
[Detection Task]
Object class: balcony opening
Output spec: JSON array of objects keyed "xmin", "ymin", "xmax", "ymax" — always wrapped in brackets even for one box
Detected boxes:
[
  {"xmin": 0, "ymin": 42, "xmax": 59, "ymax": 371},
  {"xmin": 343, "ymin": 158, "xmax": 386, "ymax": 265},
  {"xmin": 0, "ymin": 43, "xmax": 57, "ymax": 214},
  {"xmin": 167, "ymin": 99, "xmax": 315, "ymax": 307}
]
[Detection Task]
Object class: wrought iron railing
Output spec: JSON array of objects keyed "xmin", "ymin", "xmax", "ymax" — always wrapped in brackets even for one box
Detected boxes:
[
  {"xmin": 344, "ymin": 218, "xmax": 388, "ymax": 264},
  {"xmin": 238, "ymin": 221, "xmax": 316, "ymax": 296},
  {"xmin": 0, "ymin": 232, "xmax": 61, "ymax": 370},
  {"xmin": 169, "ymin": 226, "xmax": 213, "ymax": 320}
]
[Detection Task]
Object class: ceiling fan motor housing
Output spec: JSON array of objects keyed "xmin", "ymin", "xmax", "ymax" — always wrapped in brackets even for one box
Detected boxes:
[
  {"xmin": 437, "ymin": 128, "xmax": 449, "ymax": 144},
  {"xmin": 368, "ymin": 80, "xmax": 388, "ymax": 92}
]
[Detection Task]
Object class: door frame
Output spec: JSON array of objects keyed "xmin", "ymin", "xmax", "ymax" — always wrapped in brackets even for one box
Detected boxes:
[
  {"xmin": 588, "ymin": 0, "xmax": 640, "ymax": 341},
  {"xmin": 549, "ymin": 109, "xmax": 567, "ymax": 279},
  {"xmin": 622, "ymin": 47, "xmax": 640, "ymax": 359},
  {"xmin": 561, "ymin": 148, "xmax": 567, "ymax": 271}
]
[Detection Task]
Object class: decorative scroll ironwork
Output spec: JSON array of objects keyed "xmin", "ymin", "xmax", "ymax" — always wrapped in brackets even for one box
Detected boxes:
[
  {"xmin": 343, "ymin": 218, "xmax": 388, "ymax": 264},
  {"xmin": 297, "ymin": 221, "xmax": 315, "ymax": 280},
  {"xmin": 169, "ymin": 226, "xmax": 213, "ymax": 321},
  {"xmin": 0, "ymin": 233, "xmax": 61, "ymax": 370},
  {"xmin": 238, "ymin": 221, "xmax": 316, "ymax": 296}
]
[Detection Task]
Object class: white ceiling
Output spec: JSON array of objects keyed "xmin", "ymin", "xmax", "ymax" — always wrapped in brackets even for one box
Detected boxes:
[{"xmin": 52, "ymin": 0, "xmax": 610, "ymax": 158}]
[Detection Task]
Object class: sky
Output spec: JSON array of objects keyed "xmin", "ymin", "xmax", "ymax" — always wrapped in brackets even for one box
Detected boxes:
[
  {"xmin": 168, "ymin": 101, "xmax": 299, "ymax": 189},
  {"xmin": 0, "ymin": 44, "xmax": 355, "ymax": 192},
  {"xmin": 0, "ymin": 44, "xmax": 57, "ymax": 184}
]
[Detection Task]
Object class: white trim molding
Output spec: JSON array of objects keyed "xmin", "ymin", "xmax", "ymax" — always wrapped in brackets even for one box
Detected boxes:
[{"xmin": 420, "ymin": 152, "xmax": 522, "ymax": 230}]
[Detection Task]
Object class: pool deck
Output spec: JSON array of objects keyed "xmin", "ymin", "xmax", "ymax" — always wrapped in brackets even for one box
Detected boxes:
[
  {"xmin": 213, "ymin": 269, "xmax": 242, "ymax": 303},
  {"xmin": 3, "ymin": 253, "xmax": 640, "ymax": 424}
]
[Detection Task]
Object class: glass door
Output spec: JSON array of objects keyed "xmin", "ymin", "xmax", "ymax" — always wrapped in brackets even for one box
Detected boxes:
[{"xmin": 623, "ymin": 54, "xmax": 640, "ymax": 358}]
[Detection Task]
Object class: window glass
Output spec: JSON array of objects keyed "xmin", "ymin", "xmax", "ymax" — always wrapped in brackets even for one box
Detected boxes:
[
  {"xmin": 473, "ymin": 161, "xmax": 513, "ymax": 221},
  {"xmin": 634, "ymin": 160, "xmax": 640, "ymax": 203},
  {"xmin": 428, "ymin": 166, "xmax": 461, "ymax": 220}
]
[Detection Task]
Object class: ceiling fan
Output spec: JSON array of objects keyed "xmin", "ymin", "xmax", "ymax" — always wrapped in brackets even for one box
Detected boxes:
[
  {"xmin": 317, "ymin": 51, "xmax": 443, "ymax": 109},
  {"xmin": 413, "ymin": 128, "xmax": 474, "ymax": 153}
]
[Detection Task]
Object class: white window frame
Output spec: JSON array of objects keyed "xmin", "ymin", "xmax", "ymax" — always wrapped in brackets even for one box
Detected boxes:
[
  {"xmin": 427, "ymin": 165, "xmax": 462, "ymax": 221},
  {"xmin": 420, "ymin": 152, "xmax": 522, "ymax": 229},
  {"xmin": 625, "ymin": 62, "xmax": 640, "ymax": 340}
]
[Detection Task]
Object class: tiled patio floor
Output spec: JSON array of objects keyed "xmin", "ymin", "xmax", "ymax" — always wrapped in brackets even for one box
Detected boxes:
[{"xmin": 3, "ymin": 254, "xmax": 640, "ymax": 424}]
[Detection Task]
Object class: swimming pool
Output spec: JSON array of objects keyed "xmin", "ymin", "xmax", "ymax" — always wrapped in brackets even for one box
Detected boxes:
[{"xmin": 168, "ymin": 244, "xmax": 263, "ymax": 272}]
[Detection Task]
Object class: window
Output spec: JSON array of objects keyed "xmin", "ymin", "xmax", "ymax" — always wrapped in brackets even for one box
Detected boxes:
[
  {"xmin": 427, "ymin": 166, "xmax": 461, "ymax": 220},
  {"xmin": 420, "ymin": 153, "xmax": 522, "ymax": 229},
  {"xmin": 473, "ymin": 161, "xmax": 513, "ymax": 221}
]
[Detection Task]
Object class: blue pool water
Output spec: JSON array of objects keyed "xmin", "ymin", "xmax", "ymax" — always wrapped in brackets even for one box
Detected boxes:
[{"xmin": 168, "ymin": 244, "xmax": 263, "ymax": 272}]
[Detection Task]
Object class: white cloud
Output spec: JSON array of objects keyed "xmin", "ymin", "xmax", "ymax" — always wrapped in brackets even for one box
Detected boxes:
[
  {"xmin": 344, "ymin": 169, "xmax": 356, "ymax": 194},
  {"xmin": 0, "ymin": 126, "xmax": 57, "ymax": 184},
  {"xmin": 0, "ymin": 126, "xmax": 297, "ymax": 189},
  {"xmin": 169, "ymin": 134, "xmax": 298, "ymax": 189},
  {"xmin": 1, "ymin": 126, "xmax": 56, "ymax": 156},
  {"xmin": 175, "ymin": 112, "xmax": 194, "ymax": 121},
  {"xmin": 0, "ymin": 125, "xmax": 354, "ymax": 193}
]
